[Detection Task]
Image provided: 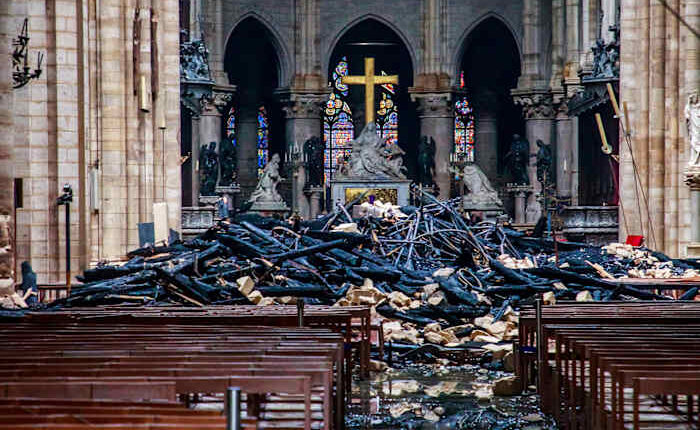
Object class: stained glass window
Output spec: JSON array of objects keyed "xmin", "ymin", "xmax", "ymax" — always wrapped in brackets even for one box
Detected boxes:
[
  {"xmin": 454, "ymin": 71, "xmax": 475, "ymax": 162},
  {"xmin": 257, "ymin": 106, "xmax": 269, "ymax": 177},
  {"xmin": 324, "ymin": 57, "xmax": 354, "ymax": 183},
  {"xmin": 376, "ymin": 91, "xmax": 398, "ymax": 146},
  {"xmin": 226, "ymin": 106, "xmax": 236, "ymax": 145}
]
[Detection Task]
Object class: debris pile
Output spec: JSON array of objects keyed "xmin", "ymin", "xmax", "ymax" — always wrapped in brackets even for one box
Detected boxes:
[{"xmin": 15, "ymin": 190, "xmax": 700, "ymax": 366}]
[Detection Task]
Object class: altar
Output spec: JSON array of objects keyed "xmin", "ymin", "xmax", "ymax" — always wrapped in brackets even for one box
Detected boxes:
[
  {"xmin": 329, "ymin": 57, "xmax": 410, "ymax": 206},
  {"xmin": 330, "ymin": 178, "xmax": 412, "ymax": 206}
]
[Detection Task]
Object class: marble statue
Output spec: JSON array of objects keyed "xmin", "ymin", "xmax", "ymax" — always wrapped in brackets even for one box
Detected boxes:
[
  {"xmin": 686, "ymin": 91, "xmax": 700, "ymax": 167},
  {"xmin": 248, "ymin": 153, "xmax": 284, "ymax": 204},
  {"xmin": 340, "ymin": 123, "xmax": 406, "ymax": 179},
  {"xmin": 199, "ymin": 142, "xmax": 218, "ymax": 196},
  {"xmin": 535, "ymin": 139, "xmax": 553, "ymax": 184},
  {"xmin": 505, "ymin": 134, "xmax": 530, "ymax": 185},
  {"xmin": 304, "ymin": 136, "xmax": 324, "ymax": 187},
  {"xmin": 462, "ymin": 163, "xmax": 503, "ymax": 208},
  {"xmin": 417, "ymin": 136, "xmax": 436, "ymax": 186}
]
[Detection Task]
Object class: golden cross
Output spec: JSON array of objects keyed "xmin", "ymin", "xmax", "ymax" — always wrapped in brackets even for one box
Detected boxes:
[{"xmin": 341, "ymin": 57, "xmax": 399, "ymax": 125}]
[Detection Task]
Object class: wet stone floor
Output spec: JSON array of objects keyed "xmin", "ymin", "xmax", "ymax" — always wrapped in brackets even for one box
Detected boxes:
[{"xmin": 346, "ymin": 364, "xmax": 557, "ymax": 429}]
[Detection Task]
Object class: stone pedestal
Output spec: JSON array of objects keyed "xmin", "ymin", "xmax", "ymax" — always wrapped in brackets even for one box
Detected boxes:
[
  {"xmin": 462, "ymin": 202, "xmax": 504, "ymax": 223},
  {"xmin": 286, "ymin": 160, "xmax": 306, "ymax": 218},
  {"xmin": 215, "ymin": 184, "xmax": 241, "ymax": 212},
  {"xmin": 198, "ymin": 195, "xmax": 218, "ymax": 207},
  {"xmin": 411, "ymin": 92, "xmax": 454, "ymax": 199},
  {"xmin": 248, "ymin": 201, "xmax": 290, "ymax": 218},
  {"xmin": 305, "ymin": 186, "xmax": 323, "ymax": 219},
  {"xmin": 507, "ymin": 184, "xmax": 533, "ymax": 224},
  {"xmin": 330, "ymin": 179, "xmax": 412, "ymax": 206}
]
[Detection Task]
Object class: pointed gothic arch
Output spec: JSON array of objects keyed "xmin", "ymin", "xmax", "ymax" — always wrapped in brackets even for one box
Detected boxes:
[
  {"xmin": 324, "ymin": 14, "xmax": 418, "ymax": 83},
  {"xmin": 452, "ymin": 12, "xmax": 522, "ymax": 83},
  {"xmin": 224, "ymin": 16, "xmax": 285, "ymax": 194},
  {"xmin": 224, "ymin": 12, "xmax": 291, "ymax": 87},
  {"xmin": 453, "ymin": 15, "xmax": 523, "ymax": 203},
  {"xmin": 324, "ymin": 17, "xmax": 418, "ymax": 184}
]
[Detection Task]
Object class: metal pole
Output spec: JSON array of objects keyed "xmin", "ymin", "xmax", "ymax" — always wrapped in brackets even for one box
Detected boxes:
[
  {"xmin": 297, "ymin": 299, "xmax": 304, "ymax": 327},
  {"xmin": 65, "ymin": 201, "xmax": 71, "ymax": 295},
  {"xmin": 225, "ymin": 387, "xmax": 241, "ymax": 430}
]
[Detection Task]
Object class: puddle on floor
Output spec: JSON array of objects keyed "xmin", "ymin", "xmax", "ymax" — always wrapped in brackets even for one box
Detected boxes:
[{"xmin": 346, "ymin": 364, "xmax": 557, "ymax": 429}]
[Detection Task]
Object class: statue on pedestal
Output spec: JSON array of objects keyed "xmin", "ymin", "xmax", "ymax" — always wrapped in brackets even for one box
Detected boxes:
[
  {"xmin": 248, "ymin": 153, "xmax": 284, "ymax": 205},
  {"xmin": 417, "ymin": 136, "xmax": 436, "ymax": 186},
  {"xmin": 340, "ymin": 123, "xmax": 406, "ymax": 179},
  {"xmin": 304, "ymin": 136, "xmax": 324, "ymax": 187},
  {"xmin": 199, "ymin": 142, "xmax": 218, "ymax": 196},
  {"xmin": 505, "ymin": 134, "xmax": 530, "ymax": 185},
  {"xmin": 461, "ymin": 163, "xmax": 503, "ymax": 208}
]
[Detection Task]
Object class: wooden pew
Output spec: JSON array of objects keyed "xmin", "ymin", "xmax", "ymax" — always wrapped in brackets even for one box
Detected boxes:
[
  {"xmin": 520, "ymin": 301, "xmax": 700, "ymax": 430},
  {"xmin": 0, "ymin": 320, "xmax": 346, "ymax": 430}
]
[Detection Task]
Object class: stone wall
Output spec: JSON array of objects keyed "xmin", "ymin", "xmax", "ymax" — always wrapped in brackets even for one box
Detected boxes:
[
  {"xmin": 619, "ymin": 0, "xmax": 698, "ymax": 257},
  {"xmin": 8, "ymin": 0, "xmax": 181, "ymax": 283},
  {"xmin": 0, "ymin": 1, "xmax": 13, "ymax": 285}
]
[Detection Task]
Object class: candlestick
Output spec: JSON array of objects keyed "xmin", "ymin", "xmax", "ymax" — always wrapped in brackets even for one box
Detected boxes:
[
  {"xmin": 595, "ymin": 113, "xmax": 612, "ymax": 155},
  {"xmin": 606, "ymin": 83, "xmax": 622, "ymax": 118}
]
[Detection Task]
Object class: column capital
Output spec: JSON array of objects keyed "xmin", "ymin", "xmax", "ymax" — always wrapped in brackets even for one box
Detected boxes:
[
  {"xmin": 410, "ymin": 90, "xmax": 454, "ymax": 118},
  {"xmin": 511, "ymin": 88, "xmax": 556, "ymax": 119},
  {"xmin": 200, "ymin": 85, "xmax": 236, "ymax": 116},
  {"xmin": 275, "ymin": 89, "xmax": 328, "ymax": 119}
]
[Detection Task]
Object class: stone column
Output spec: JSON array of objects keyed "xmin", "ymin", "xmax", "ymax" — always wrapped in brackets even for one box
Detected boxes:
[
  {"xmin": 190, "ymin": 115, "xmax": 201, "ymax": 205},
  {"xmin": 472, "ymin": 91, "xmax": 500, "ymax": 182},
  {"xmin": 236, "ymin": 108, "xmax": 258, "ymax": 199},
  {"xmin": 306, "ymin": 186, "xmax": 323, "ymax": 219},
  {"xmin": 0, "ymin": 1, "xmax": 13, "ymax": 286},
  {"xmin": 513, "ymin": 90, "xmax": 555, "ymax": 223},
  {"xmin": 199, "ymin": 88, "xmax": 233, "ymax": 195},
  {"xmin": 278, "ymin": 91, "xmax": 325, "ymax": 219},
  {"xmin": 411, "ymin": 92, "xmax": 454, "ymax": 199},
  {"xmin": 554, "ymin": 101, "xmax": 574, "ymax": 199}
]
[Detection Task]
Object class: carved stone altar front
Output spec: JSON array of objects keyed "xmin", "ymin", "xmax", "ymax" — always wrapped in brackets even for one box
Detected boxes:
[{"xmin": 330, "ymin": 123, "xmax": 411, "ymax": 206}]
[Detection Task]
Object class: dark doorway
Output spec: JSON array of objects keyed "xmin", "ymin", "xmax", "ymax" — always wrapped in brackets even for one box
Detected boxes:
[
  {"xmin": 224, "ymin": 17, "xmax": 283, "ymax": 197},
  {"xmin": 327, "ymin": 19, "xmax": 418, "ymax": 180}
]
